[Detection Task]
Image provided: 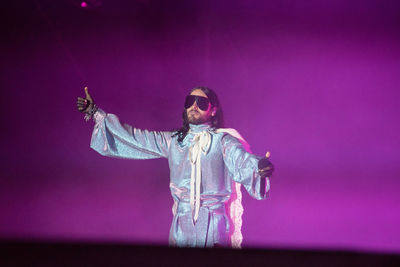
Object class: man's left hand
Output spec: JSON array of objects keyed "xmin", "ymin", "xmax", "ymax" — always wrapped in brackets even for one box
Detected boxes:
[{"xmin": 258, "ymin": 151, "xmax": 274, "ymax": 178}]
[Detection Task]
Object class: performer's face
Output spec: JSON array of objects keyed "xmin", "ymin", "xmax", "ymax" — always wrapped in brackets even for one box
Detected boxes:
[{"xmin": 186, "ymin": 89, "xmax": 215, "ymax": 125}]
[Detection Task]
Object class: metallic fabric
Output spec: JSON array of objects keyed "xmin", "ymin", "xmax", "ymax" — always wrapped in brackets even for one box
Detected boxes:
[{"xmin": 90, "ymin": 109, "xmax": 270, "ymax": 248}]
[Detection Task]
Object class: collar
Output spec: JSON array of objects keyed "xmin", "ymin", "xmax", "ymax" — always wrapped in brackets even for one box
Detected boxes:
[{"xmin": 189, "ymin": 123, "xmax": 212, "ymax": 133}]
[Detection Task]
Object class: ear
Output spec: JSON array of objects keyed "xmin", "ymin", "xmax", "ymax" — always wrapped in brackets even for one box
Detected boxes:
[{"xmin": 211, "ymin": 107, "xmax": 217, "ymax": 116}]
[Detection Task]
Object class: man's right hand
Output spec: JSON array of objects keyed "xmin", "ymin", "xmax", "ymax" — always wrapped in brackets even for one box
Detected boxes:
[{"xmin": 76, "ymin": 87, "xmax": 94, "ymax": 113}]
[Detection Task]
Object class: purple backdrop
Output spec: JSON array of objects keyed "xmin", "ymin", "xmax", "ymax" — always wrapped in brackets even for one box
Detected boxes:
[{"xmin": 1, "ymin": 0, "xmax": 400, "ymax": 253}]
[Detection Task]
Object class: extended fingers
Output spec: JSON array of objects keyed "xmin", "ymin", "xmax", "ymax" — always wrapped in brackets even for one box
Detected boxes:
[{"xmin": 84, "ymin": 87, "xmax": 93, "ymax": 101}]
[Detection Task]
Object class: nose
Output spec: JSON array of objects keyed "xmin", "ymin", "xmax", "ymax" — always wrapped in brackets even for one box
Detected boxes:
[{"xmin": 191, "ymin": 101, "xmax": 199, "ymax": 110}]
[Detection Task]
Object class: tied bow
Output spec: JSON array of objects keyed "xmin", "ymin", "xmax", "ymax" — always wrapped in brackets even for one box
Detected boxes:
[{"xmin": 189, "ymin": 131, "xmax": 211, "ymax": 223}]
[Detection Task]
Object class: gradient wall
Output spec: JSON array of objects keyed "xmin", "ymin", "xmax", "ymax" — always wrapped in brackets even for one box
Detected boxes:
[{"xmin": 1, "ymin": 0, "xmax": 399, "ymax": 253}]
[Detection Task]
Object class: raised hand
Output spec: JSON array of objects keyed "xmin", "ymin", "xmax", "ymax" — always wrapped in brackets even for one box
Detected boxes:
[
  {"xmin": 76, "ymin": 87, "xmax": 94, "ymax": 113},
  {"xmin": 258, "ymin": 151, "xmax": 274, "ymax": 178}
]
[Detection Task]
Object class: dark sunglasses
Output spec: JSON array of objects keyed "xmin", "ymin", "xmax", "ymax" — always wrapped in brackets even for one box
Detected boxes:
[{"xmin": 184, "ymin": 95, "xmax": 210, "ymax": 111}]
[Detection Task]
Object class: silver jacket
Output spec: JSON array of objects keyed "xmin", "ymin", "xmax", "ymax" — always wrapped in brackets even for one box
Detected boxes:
[{"xmin": 90, "ymin": 109, "xmax": 270, "ymax": 247}]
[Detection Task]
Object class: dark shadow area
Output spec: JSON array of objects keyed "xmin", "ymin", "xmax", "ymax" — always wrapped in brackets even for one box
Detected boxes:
[{"xmin": 1, "ymin": 240, "xmax": 399, "ymax": 267}]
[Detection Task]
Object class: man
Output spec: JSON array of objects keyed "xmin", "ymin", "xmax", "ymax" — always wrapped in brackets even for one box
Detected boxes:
[{"xmin": 77, "ymin": 86, "xmax": 274, "ymax": 248}]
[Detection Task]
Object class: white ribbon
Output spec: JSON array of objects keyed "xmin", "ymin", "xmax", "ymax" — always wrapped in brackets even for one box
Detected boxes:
[{"xmin": 189, "ymin": 131, "xmax": 211, "ymax": 223}]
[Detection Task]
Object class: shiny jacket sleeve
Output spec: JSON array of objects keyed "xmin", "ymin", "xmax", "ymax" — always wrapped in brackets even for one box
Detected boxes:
[
  {"xmin": 90, "ymin": 108, "xmax": 171, "ymax": 159},
  {"xmin": 221, "ymin": 134, "xmax": 270, "ymax": 200}
]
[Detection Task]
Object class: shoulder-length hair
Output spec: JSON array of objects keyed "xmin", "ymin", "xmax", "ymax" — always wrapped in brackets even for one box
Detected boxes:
[{"xmin": 173, "ymin": 87, "xmax": 224, "ymax": 143}]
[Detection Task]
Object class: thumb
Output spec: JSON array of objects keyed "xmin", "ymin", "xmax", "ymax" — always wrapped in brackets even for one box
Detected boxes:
[
  {"xmin": 84, "ymin": 86, "xmax": 93, "ymax": 102},
  {"xmin": 265, "ymin": 151, "xmax": 271, "ymax": 159}
]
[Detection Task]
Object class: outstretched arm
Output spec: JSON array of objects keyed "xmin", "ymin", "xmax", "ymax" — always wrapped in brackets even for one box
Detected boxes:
[
  {"xmin": 221, "ymin": 133, "xmax": 273, "ymax": 200},
  {"xmin": 77, "ymin": 87, "xmax": 171, "ymax": 159}
]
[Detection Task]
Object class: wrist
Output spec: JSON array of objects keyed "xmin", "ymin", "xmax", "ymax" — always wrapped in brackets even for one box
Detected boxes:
[{"xmin": 84, "ymin": 104, "xmax": 98, "ymax": 121}]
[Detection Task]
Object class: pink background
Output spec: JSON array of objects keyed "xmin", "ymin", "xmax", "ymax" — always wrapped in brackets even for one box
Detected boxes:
[{"xmin": 1, "ymin": 0, "xmax": 399, "ymax": 253}]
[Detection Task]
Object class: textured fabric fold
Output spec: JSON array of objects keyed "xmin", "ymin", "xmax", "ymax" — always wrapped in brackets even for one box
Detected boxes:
[
  {"xmin": 89, "ymin": 109, "xmax": 270, "ymax": 248},
  {"xmin": 216, "ymin": 128, "xmax": 249, "ymax": 248},
  {"xmin": 91, "ymin": 109, "xmax": 171, "ymax": 159}
]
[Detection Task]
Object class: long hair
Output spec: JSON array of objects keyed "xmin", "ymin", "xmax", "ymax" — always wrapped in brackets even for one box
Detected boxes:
[{"xmin": 173, "ymin": 87, "xmax": 224, "ymax": 143}]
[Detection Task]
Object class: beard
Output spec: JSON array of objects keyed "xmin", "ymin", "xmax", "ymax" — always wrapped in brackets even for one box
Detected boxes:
[{"xmin": 187, "ymin": 110, "xmax": 209, "ymax": 125}]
